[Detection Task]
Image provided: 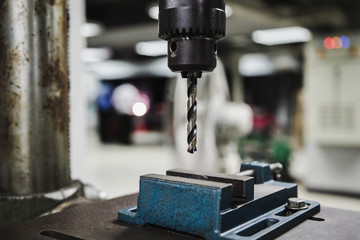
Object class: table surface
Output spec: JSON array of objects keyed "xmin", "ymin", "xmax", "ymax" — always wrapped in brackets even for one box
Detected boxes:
[{"xmin": 1, "ymin": 194, "xmax": 359, "ymax": 240}]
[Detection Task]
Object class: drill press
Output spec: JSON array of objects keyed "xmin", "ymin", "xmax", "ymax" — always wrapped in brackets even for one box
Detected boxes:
[
  {"xmin": 117, "ymin": 2, "xmax": 320, "ymax": 239},
  {"xmin": 158, "ymin": 0, "xmax": 226, "ymax": 153}
]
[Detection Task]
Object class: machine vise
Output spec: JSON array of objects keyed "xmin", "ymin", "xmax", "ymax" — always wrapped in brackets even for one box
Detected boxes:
[{"xmin": 118, "ymin": 162, "xmax": 320, "ymax": 239}]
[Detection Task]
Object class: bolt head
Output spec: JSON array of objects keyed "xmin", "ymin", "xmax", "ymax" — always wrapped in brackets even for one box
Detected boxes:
[{"xmin": 286, "ymin": 197, "xmax": 308, "ymax": 210}]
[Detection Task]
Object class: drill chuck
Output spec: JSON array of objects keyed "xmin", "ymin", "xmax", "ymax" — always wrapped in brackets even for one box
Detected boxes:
[
  {"xmin": 158, "ymin": 0, "xmax": 226, "ymax": 153},
  {"xmin": 159, "ymin": 0, "xmax": 226, "ymax": 74}
]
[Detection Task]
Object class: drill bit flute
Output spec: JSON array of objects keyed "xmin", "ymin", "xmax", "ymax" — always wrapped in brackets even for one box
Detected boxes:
[
  {"xmin": 158, "ymin": 0, "xmax": 226, "ymax": 153},
  {"xmin": 187, "ymin": 74, "xmax": 198, "ymax": 153}
]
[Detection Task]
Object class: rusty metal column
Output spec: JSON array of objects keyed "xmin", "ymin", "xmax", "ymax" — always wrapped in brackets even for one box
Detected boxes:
[{"xmin": 0, "ymin": 0, "xmax": 71, "ymax": 195}]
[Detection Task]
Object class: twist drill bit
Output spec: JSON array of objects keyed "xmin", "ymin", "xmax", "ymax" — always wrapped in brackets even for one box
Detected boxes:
[{"xmin": 187, "ymin": 76, "xmax": 197, "ymax": 153}]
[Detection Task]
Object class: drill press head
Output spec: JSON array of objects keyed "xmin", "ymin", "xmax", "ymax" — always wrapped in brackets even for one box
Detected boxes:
[
  {"xmin": 158, "ymin": 0, "xmax": 226, "ymax": 153},
  {"xmin": 158, "ymin": 0, "xmax": 226, "ymax": 76}
]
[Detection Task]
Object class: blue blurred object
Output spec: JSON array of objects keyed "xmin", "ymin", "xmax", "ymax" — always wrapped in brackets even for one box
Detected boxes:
[{"xmin": 97, "ymin": 83, "xmax": 113, "ymax": 112}]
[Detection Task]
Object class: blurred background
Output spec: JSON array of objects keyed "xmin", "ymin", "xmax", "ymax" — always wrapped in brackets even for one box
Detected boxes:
[{"xmin": 69, "ymin": 0, "xmax": 360, "ymax": 211}]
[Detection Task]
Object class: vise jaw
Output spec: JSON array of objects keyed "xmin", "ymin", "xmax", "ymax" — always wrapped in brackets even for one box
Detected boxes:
[{"xmin": 118, "ymin": 162, "xmax": 320, "ymax": 240}]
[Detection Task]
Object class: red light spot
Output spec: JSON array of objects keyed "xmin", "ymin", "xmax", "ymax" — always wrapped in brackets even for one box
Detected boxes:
[{"xmin": 324, "ymin": 37, "xmax": 335, "ymax": 50}]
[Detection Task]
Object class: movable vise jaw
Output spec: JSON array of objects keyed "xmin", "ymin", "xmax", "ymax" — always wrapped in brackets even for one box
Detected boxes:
[{"xmin": 118, "ymin": 161, "xmax": 320, "ymax": 240}]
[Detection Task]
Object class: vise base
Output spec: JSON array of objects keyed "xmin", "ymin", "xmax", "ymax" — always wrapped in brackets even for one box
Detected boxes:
[{"xmin": 118, "ymin": 162, "xmax": 320, "ymax": 240}]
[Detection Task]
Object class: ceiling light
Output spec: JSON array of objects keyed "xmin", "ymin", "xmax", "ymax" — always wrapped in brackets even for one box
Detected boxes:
[
  {"xmin": 80, "ymin": 22, "xmax": 103, "ymax": 38},
  {"xmin": 135, "ymin": 40, "xmax": 167, "ymax": 57},
  {"xmin": 225, "ymin": 5, "xmax": 233, "ymax": 18},
  {"xmin": 112, "ymin": 84, "xmax": 140, "ymax": 115},
  {"xmin": 85, "ymin": 61, "xmax": 137, "ymax": 80},
  {"xmin": 148, "ymin": 6, "xmax": 159, "ymax": 20},
  {"xmin": 239, "ymin": 54, "xmax": 274, "ymax": 76},
  {"xmin": 252, "ymin": 26, "xmax": 312, "ymax": 46},
  {"xmin": 132, "ymin": 102, "xmax": 148, "ymax": 117},
  {"xmin": 149, "ymin": 5, "xmax": 232, "ymax": 20},
  {"xmin": 81, "ymin": 48, "xmax": 113, "ymax": 63}
]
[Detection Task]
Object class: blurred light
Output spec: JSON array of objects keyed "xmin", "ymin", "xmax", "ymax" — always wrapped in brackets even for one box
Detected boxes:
[
  {"xmin": 135, "ymin": 40, "xmax": 167, "ymax": 57},
  {"xmin": 81, "ymin": 48, "xmax": 113, "ymax": 63},
  {"xmin": 112, "ymin": 84, "xmax": 151, "ymax": 116},
  {"xmin": 132, "ymin": 102, "xmax": 148, "ymax": 117},
  {"xmin": 239, "ymin": 53, "xmax": 299, "ymax": 76},
  {"xmin": 112, "ymin": 84, "xmax": 140, "ymax": 115},
  {"xmin": 149, "ymin": 5, "xmax": 233, "ymax": 20},
  {"xmin": 97, "ymin": 84, "xmax": 113, "ymax": 111},
  {"xmin": 85, "ymin": 60, "xmax": 137, "ymax": 80},
  {"xmin": 239, "ymin": 54, "xmax": 274, "ymax": 76},
  {"xmin": 323, "ymin": 35, "xmax": 351, "ymax": 49},
  {"xmin": 148, "ymin": 6, "xmax": 159, "ymax": 20},
  {"xmin": 80, "ymin": 23, "xmax": 103, "ymax": 38},
  {"xmin": 85, "ymin": 58, "xmax": 176, "ymax": 80},
  {"xmin": 225, "ymin": 5, "xmax": 233, "ymax": 18},
  {"xmin": 252, "ymin": 26, "xmax": 312, "ymax": 46},
  {"xmin": 340, "ymin": 35, "xmax": 351, "ymax": 48},
  {"xmin": 324, "ymin": 37, "xmax": 335, "ymax": 49},
  {"xmin": 333, "ymin": 36, "xmax": 341, "ymax": 49},
  {"xmin": 273, "ymin": 55, "xmax": 299, "ymax": 72}
]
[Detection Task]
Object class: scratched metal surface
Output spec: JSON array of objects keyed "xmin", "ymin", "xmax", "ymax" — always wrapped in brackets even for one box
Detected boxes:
[{"xmin": 1, "ymin": 194, "xmax": 359, "ymax": 240}]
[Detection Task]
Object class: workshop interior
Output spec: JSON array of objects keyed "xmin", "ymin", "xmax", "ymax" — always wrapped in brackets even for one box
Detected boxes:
[{"xmin": 1, "ymin": 0, "xmax": 360, "ymax": 239}]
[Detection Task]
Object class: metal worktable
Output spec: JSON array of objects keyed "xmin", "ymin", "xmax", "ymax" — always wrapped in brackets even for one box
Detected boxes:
[{"xmin": 1, "ymin": 194, "xmax": 359, "ymax": 240}]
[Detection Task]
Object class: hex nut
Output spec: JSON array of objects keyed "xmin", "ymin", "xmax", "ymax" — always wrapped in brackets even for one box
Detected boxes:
[{"xmin": 286, "ymin": 197, "xmax": 309, "ymax": 210}]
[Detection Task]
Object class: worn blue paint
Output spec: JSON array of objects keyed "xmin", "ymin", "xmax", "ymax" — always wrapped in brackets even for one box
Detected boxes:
[
  {"xmin": 118, "ymin": 174, "xmax": 232, "ymax": 237},
  {"xmin": 118, "ymin": 162, "xmax": 320, "ymax": 240}
]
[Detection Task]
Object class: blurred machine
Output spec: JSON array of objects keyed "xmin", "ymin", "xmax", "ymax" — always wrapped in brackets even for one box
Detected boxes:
[{"xmin": 304, "ymin": 33, "xmax": 360, "ymax": 195}]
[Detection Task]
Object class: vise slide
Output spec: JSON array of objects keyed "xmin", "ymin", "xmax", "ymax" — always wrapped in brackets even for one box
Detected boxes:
[{"xmin": 118, "ymin": 162, "xmax": 320, "ymax": 239}]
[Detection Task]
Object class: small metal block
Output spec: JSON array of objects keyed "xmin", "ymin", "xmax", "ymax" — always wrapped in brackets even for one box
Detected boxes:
[
  {"xmin": 286, "ymin": 198, "xmax": 309, "ymax": 210},
  {"xmin": 240, "ymin": 161, "xmax": 272, "ymax": 184}
]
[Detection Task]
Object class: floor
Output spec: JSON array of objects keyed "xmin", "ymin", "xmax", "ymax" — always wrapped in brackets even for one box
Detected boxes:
[
  {"xmin": 82, "ymin": 131, "xmax": 179, "ymax": 199},
  {"xmin": 82, "ymin": 131, "xmax": 360, "ymax": 212}
]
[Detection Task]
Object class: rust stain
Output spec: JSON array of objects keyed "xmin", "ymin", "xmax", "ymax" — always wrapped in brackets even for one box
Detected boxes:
[
  {"xmin": 0, "ymin": 54, "xmax": 22, "ymax": 153},
  {"xmin": 1, "ymin": 100, "xmax": 21, "ymax": 142},
  {"xmin": 9, "ymin": 46, "xmax": 22, "ymax": 64},
  {"xmin": 0, "ymin": 0, "xmax": 71, "ymax": 194},
  {"xmin": 40, "ymin": 57, "xmax": 69, "ymax": 133},
  {"xmin": 32, "ymin": 0, "xmax": 70, "ymax": 133},
  {"xmin": 0, "ymin": 0, "xmax": 69, "ymax": 139},
  {"xmin": 0, "ymin": 0, "xmax": 70, "ymax": 138},
  {"xmin": 39, "ymin": 1, "xmax": 70, "ymax": 133},
  {"xmin": 0, "ymin": 46, "xmax": 24, "ymax": 146},
  {"xmin": 0, "ymin": 1, "xmax": 33, "ymax": 193}
]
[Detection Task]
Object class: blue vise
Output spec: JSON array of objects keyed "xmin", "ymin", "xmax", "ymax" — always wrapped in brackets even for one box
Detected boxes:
[{"xmin": 118, "ymin": 162, "xmax": 320, "ymax": 239}]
